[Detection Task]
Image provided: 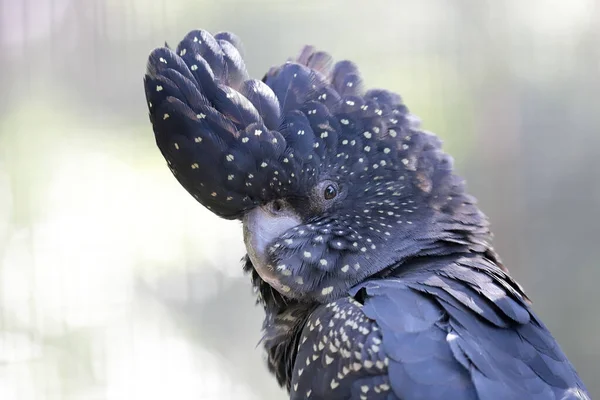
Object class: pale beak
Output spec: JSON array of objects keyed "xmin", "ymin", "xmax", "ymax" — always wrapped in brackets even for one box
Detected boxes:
[{"xmin": 243, "ymin": 201, "xmax": 301, "ymax": 294}]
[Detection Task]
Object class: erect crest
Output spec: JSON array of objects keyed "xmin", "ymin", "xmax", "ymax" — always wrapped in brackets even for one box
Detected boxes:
[{"xmin": 144, "ymin": 29, "xmax": 466, "ymax": 220}]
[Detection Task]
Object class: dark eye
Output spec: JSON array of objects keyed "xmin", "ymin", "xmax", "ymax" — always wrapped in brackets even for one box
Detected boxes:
[{"xmin": 324, "ymin": 184, "xmax": 337, "ymax": 200}]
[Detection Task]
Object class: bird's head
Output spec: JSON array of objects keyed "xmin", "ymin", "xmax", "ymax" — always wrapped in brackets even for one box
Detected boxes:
[{"xmin": 144, "ymin": 30, "xmax": 493, "ymax": 303}]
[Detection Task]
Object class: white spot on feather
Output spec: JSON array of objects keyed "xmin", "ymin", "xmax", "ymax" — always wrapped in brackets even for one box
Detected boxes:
[{"xmin": 322, "ymin": 286, "xmax": 334, "ymax": 295}]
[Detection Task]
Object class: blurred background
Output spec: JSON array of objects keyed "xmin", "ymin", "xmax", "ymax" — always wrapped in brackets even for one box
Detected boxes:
[{"xmin": 0, "ymin": 0, "xmax": 598, "ymax": 398}]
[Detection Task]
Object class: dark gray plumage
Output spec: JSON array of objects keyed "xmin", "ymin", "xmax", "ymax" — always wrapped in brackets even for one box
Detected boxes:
[{"xmin": 143, "ymin": 29, "xmax": 589, "ymax": 399}]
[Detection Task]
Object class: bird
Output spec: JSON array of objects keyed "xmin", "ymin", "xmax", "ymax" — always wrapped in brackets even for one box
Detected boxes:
[{"xmin": 143, "ymin": 29, "xmax": 590, "ymax": 400}]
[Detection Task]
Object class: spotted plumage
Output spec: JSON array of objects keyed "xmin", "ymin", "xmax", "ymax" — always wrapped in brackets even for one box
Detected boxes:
[{"xmin": 144, "ymin": 29, "xmax": 589, "ymax": 399}]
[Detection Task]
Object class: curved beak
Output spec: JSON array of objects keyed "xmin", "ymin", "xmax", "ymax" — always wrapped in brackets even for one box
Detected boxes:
[{"xmin": 243, "ymin": 203, "xmax": 301, "ymax": 292}]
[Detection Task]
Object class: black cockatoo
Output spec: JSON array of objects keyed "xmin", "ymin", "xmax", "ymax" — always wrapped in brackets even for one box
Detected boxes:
[{"xmin": 143, "ymin": 29, "xmax": 589, "ymax": 399}]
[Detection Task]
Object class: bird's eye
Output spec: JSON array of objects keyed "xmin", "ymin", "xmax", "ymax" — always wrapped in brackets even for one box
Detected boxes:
[{"xmin": 324, "ymin": 184, "xmax": 337, "ymax": 200}]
